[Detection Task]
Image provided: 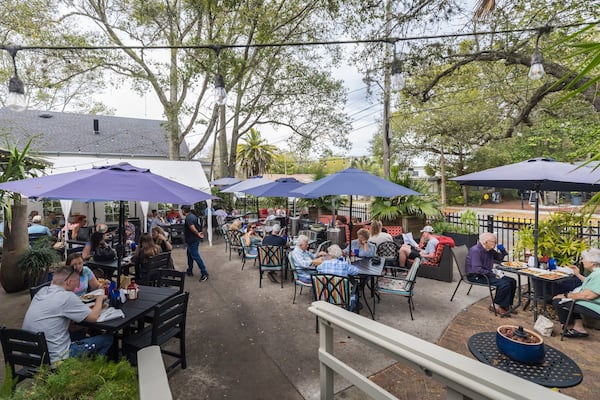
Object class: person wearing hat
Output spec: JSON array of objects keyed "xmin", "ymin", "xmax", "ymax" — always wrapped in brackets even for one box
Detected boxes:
[
  {"xmin": 28, "ymin": 215, "xmax": 52, "ymax": 236},
  {"xmin": 398, "ymin": 225, "xmax": 439, "ymax": 268}
]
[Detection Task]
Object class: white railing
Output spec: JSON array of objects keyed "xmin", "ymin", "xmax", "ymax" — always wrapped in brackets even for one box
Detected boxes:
[{"xmin": 308, "ymin": 301, "xmax": 575, "ymax": 400}]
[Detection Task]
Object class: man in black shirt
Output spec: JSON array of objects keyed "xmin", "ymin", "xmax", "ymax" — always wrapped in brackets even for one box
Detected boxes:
[
  {"xmin": 182, "ymin": 205, "xmax": 209, "ymax": 281},
  {"xmin": 261, "ymin": 224, "xmax": 288, "ymax": 247}
]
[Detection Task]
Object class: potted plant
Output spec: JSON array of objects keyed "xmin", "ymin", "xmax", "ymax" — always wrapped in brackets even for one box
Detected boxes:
[
  {"xmin": 433, "ymin": 209, "xmax": 479, "ymax": 247},
  {"xmin": 513, "ymin": 212, "xmax": 589, "ymax": 266},
  {"xmin": 17, "ymin": 238, "xmax": 60, "ymax": 286}
]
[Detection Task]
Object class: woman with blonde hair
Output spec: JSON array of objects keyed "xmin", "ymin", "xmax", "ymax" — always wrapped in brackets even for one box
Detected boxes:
[
  {"xmin": 343, "ymin": 228, "xmax": 375, "ymax": 257},
  {"xmin": 151, "ymin": 226, "xmax": 173, "ymax": 252},
  {"xmin": 369, "ymin": 220, "xmax": 393, "ymax": 246}
]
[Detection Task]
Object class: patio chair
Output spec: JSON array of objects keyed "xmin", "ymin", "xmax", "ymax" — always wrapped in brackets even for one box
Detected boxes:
[
  {"xmin": 0, "ymin": 327, "xmax": 51, "ymax": 390},
  {"xmin": 29, "ymin": 280, "xmax": 51, "ymax": 299},
  {"xmin": 449, "ymin": 245, "xmax": 497, "ymax": 316},
  {"xmin": 315, "ymin": 240, "xmax": 331, "ymax": 255},
  {"xmin": 240, "ymin": 240, "xmax": 258, "ymax": 270},
  {"xmin": 560, "ymin": 299, "xmax": 600, "ymax": 341},
  {"xmin": 257, "ymin": 245, "xmax": 285, "ymax": 288},
  {"xmin": 288, "ymin": 252, "xmax": 312, "ymax": 304},
  {"xmin": 376, "ymin": 258, "xmax": 422, "ymax": 320},
  {"xmin": 137, "ymin": 252, "xmax": 171, "ymax": 286},
  {"xmin": 227, "ymin": 229, "xmax": 244, "ymax": 261},
  {"xmin": 311, "ymin": 274, "xmax": 351, "ymax": 332},
  {"xmin": 123, "ymin": 292, "xmax": 189, "ymax": 373},
  {"xmin": 375, "ymin": 241, "xmax": 401, "ymax": 271},
  {"xmin": 157, "ymin": 269, "xmax": 186, "ymax": 294},
  {"xmin": 169, "ymin": 224, "xmax": 185, "ymax": 245}
]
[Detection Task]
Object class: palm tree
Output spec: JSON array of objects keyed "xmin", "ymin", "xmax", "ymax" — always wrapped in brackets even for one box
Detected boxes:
[{"xmin": 236, "ymin": 128, "xmax": 278, "ymax": 178}]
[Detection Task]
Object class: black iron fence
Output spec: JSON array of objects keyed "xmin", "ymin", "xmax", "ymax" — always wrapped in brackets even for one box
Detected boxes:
[
  {"xmin": 444, "ymin": 211, "xmax": 600, "ymax": 258},
  {"xmin": 337, "ymin": 203, "xmax": 370, "ymax": 222}
]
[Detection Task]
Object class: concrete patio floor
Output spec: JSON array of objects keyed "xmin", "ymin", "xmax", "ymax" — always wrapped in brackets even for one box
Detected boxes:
[{"xmin": 0, "ymin": 235, "xmax": 488, "ymax": 399}]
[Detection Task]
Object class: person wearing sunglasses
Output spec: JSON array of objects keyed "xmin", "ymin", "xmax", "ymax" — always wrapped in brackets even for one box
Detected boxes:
[
  {"xmin": 243, "ymin": 224, "xmax": 262, "ymax": 256},
  {"xmin": 22, "ymin": 265, "xmax": 113, "ymax": 364}
]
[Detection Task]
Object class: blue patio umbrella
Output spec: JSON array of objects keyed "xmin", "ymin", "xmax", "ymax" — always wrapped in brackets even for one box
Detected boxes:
[
  {"xmin": 0, "ymin": 162, "xmax": 216, "ymax": 287},
  {"xmin": 210, "ymin": 177, "xmax": 242, "ymax": 187},
  {"xmin": 242, "ymin": 177, "xmax": 305, "ymax": 198},
  {"xmin": 451, "ymin": 157, "xmax": 600, "ymax": 265},
  {"xmin": 220, "ymin": 176, "xmax": 273, "ymax": 193},
  {"xmin": 291, "ymin": 168, "xmax": 420, "ymax": 229}
]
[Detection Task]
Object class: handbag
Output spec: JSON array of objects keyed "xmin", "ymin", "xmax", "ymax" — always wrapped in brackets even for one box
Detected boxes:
[
  {"xmin": 534, "ymin": 315, "xmax": 554, "ymax": 337},
  {"xmin": 94, "ymin": 245, "xmax": 116, "ymax": 261}
]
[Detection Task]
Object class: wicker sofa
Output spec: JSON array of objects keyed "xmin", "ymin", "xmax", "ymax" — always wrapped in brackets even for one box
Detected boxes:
[{"xmin": 417, "ymin": 235, "xmax": 455, "ymax": 282}]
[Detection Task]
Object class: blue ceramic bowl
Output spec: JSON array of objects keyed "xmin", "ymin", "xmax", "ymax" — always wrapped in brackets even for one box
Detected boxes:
[{"xmin": 496, "ymin": 325, "xmax": 545, "ymax": 364}]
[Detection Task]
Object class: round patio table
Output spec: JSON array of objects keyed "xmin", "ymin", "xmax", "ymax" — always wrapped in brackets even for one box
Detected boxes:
[{"xmin": 468, "ymin": 332, "xmax": 582, "ymax": 388}]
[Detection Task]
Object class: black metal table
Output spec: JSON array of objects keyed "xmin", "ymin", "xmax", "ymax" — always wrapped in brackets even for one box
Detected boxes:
[
  {"xmin": 351, "ymin": 257, "xmax": 384, "ymax": 319},
  {"xmin": 468, "ymin": 332, "xmax": 583, "ymax": 388}
]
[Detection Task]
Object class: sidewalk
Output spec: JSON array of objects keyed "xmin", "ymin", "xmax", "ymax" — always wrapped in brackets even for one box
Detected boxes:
[{"xmin": 0, "ymin": 236, "xmax": 487, "ymax": 399}]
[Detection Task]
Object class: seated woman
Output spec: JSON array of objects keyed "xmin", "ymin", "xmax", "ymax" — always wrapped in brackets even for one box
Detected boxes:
[
  {"xmin": 229, "ymin": 219, "xmax": 243, "ymax": 232},
  {"xmin": 129, "ymin": 233, "xmax": 161, "ymax": 280},
  {"xmin": 82, "ymin": 231, "xmax": 112, "ymax": 261},
  {"xmin": 152, "ymin": 226, "xmax": 173, "ymax": 252},
  {"xmin": 552, "ymin": 248, "xmax": 600, "ymax": 338},
  {"xmin": 368, "ymin": 220, "xmax": 393, "ymax": 246},
  {"xmin": 66, "ymin": 252, "xmax": 103, "ymax": 297},
  {"xmin": 71, "ymin": 215, "xmax": 90, "ymax": 242},
  {"xmin": 343, "ymin": 228, "xmax": 375, "ymax": 257},
  {"xmin": 243, "ymin": 223, "xmax": 262, "ymax": 255}
]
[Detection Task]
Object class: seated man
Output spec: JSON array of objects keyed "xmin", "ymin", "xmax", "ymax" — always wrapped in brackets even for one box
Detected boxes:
[
  {"xmin": 465, "ymin": 232, "xmax": 514, "ymax": 315},
  {"xmin": 28, "ymin": 215, "xmax": 52, "ymax": 236},
  {"xmin": 399, "ymin": 225, "xmax": 438, "ymax": 267},
  {"xmin": 317, "ymin": 245, "xmax": 359, "ymax": 277},
  {"xmin": 291, "ymin": 235, "xmax": 325, "ymax": 283},
  {"xmin": 22, "ymin": 265, "xmax": 113, "ymax": 364},
  {"xmin": 261, "ymin": 224, "xmax": 288, "ymax": 247}
]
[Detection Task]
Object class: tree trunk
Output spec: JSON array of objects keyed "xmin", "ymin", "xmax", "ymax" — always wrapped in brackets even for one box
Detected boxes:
[{"xmin": 0, "ymin": 203, "xmax": 29, "ymax": 293}]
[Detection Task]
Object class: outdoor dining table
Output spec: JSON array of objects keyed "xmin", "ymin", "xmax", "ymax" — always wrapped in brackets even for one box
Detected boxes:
[
  {"xmin": 350, "ymin": 257, "xmax": 385, "ymax": 320},
  {"xmin": 468, "ymin": 331, "xmax": 583, "ymax": 388},
  {"xmin": 496, "ymin": 263, "xmax": 571, "ymax": 322},
  {"xmin": 86, "ymin": 256, "xmax": 133, "ymax": 279},
  {"xmin": 79, "ymin": 285, "xmax": 179, "ymax": 359}
]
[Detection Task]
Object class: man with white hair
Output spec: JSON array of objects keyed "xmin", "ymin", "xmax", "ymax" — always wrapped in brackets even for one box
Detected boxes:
[
  {"xmin": 262, "ymin": 224, "xmax": 287, "ymax": 247},
  {"xmin": 317, "ymin": 245, "xmax": 360, "ymax": 277},
  {"xmin": 28, "ymin": 215, "xmax": 52, "ymax": 236},
  {"xmin": 466, "ymin": 232, "xmax": 514, "ymax": 315},
  {"xmin": 291, "ymin": 235, "xmax": 324, "ymax": 283}
]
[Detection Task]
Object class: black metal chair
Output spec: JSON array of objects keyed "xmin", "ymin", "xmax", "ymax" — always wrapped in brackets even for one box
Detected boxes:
[
  {"xmin": 560, "ymin": 299, "xmax": 600, "ymax": 340},
  {"xmin": 257, "ymin": 245, "xmax": 285, "ymax": 288},
  {"xmin": 311, "ymin": 274, "xmax": 351, "ymax": 332},
  {"xmin": 288, "ymin": 253, "xmax": 312, "ymax": 304},
  {"xmin": 227, "ymin": 230, "xmax": 244, "ymax": 261},
  {"xmin": 375, "ymin": 241, "xmax": 401, "ymax": 270},
  {"xmin": 168, "ymin": 224, "xmax": 185, "ymax": 245},
  {"xmin": 122, "ymin": 292, "xmax": 189, "ymax": 373},
  {"xmin": 137, "ymin": 252, "xmax": 171, "ymax": 286},
  {"xmin": 29, "ymin": 280, "xmax": 51, "ymax": 299},
  {"xmin": 450, "ymin": 245, "xmax": 497, "ymax": 315},
  {"xmin": 0, "ymin": 327, "xmax": 51, "ymax": 389},
  {"xmin": 376, "ymin": 258, "xmax": 422, "ymax": 320},
  {"xmin": 157, "ymin": 269, "xmax": 185, "ymax": 294}
]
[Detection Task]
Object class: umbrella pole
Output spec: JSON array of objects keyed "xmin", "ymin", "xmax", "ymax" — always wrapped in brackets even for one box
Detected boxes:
[
  {"xmin": 331, "ymin": 197, "xmax": 336, "ymax": 228},
  {"xmin": 349, "ymin": 196, "xmax": 353, "ymax": 239},
  {"xmin": 92, "ymin": 202, "xmax": 97, "ymax": 226},
  {"xmin": 116, "ymin": 201, "xmax": 125, "ymax": 289},
  {"xmin": 533, "ymin": 187, "xmax": 540, "ymax": 268}
]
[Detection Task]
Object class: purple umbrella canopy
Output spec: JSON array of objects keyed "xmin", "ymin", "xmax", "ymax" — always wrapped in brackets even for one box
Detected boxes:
[
  {"xmin": 220, "ymin": 176, "xmax": 273, "ymax": 193},
  {"xmin": 242, "ymin": 177, "xmax": 305, "ymax": 198},
  {"xmin": 0, "ymin": 162, "xmax": 216, "ymax": 203},
  {"xmin": 291, "ymin": 168, "xmax": 420, "ymax": 198},
  {"xmin": 210, "ymin": 176, "xmax": 242, "ymax": 187}
]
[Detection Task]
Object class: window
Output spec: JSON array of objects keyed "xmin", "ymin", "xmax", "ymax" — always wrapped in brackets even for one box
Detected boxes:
[
  {"xmin": 104, "ymin": 201, "xmax": 130, "ymax": 223},
  {"xmin": 42, "ymin": 200, "xmax": 63, "ymax": 219}
]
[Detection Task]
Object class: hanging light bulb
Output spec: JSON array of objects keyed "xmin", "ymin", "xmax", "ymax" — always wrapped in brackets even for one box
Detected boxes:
[
  {"xmin": 5, "ymin": 47, "xmax": 26, "ymax": 112},
  {"xmin": 391, "ymin": 56, "xmax": 405, "ymax": 91},
  {"xmin": 528, "ymin": 50, "xmax": 544, "ymax": 81},
  {"xmin": 214, "ymin": 73, "xmax": 227, "ymax": 106}
]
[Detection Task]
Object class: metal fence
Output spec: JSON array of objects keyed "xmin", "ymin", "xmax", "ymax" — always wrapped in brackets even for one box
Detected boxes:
[
  {"xmin": 337, "ymin": 203, "xmax": 370, "ymax": 222},
  {"xmin": 444, "ymin": 211, "xmax": 600, "ymax": 259}
]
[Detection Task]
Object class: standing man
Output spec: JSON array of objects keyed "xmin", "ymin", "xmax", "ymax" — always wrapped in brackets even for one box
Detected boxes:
[
  {"xmin": 181, "ymin": 205, "xmax": 209, "ymax": 281},
  {"xmin": 22, "ymin": 265, "xmax": 112, "ymax": 364},
  {"xmin": 465, "ymin": 232, "xmax": 514, "ymax": 315}
]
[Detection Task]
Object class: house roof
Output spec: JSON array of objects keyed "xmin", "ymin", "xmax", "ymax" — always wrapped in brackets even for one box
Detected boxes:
[{"xmin": 0, "ymin": 108, "xmax": 188, "ymax": 158}]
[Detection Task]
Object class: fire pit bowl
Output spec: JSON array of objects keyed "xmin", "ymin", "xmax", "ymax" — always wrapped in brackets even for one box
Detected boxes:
[{"xmin": 496, "ymin": 325, "xmax": 545, "ymax": 364}]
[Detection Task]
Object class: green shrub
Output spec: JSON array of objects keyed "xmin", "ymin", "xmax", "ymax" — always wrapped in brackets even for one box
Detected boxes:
[{"xmin": 8, "ymin": 356, "xmax": 139, "ymax": 400}]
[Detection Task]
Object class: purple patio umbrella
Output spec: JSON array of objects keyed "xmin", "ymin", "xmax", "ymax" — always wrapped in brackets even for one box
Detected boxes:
[
  {"xmin": 210, "ymin": 177, "xmax": 242, "ymax": 187},
  {"xmin": 0, "ymin": 162, "xmax": 216, "ymax": 287},
  {"xmin": 242, "ymin": 177, "xmax": 305, "ymax": 198},
  {"xmin": 452, "ymin": 157, "xmax": 600, "ymax": 264},
  {"xmin": 291, "ymin": 168, "xmax": 420, "ymax": 229}
]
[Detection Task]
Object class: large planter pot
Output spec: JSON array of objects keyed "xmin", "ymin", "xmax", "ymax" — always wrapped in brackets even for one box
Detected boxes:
[
  {"xmin": 571, "ymin": 195, "xmax": 583, "ymax": 206},
  {"xmin": 496, "ymin": 325, "xmax": 545, "ymax": 364},
  {"xmin": 444, "ymin": 232, "xmax": 478, "ymax": 247},
  {"xmin": 398, "ymin": 216, "xmax": 425, "ymax": 237},
  {"xmin": 0, "ymin": 203, "xmax": 29, "ymax": 293}
]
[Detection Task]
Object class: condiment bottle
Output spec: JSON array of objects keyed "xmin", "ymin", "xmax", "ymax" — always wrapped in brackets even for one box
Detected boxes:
[{"xmin": 127, "ymin": 279, "xmax": 138, "ymax": 300}]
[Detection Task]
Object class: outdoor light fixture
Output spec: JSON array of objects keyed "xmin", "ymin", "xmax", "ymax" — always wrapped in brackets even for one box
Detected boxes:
[
  {"xmin": 528, "ymin": 50, "xmax": 544, "ymax": 81},
  {"xmin": 4, "ymin": 46, "xmax": 26, "ymax": 112},
  {"xmin": 390, "ymin": 56, "xmax": 405, "ymax": 91},
  {"xmin": 528, "ymin": 32, "xmax": 545, "ymax": 81},
  {"xmin": 213, "ymin": 73, "xmax": 227, "ymax": 106}
]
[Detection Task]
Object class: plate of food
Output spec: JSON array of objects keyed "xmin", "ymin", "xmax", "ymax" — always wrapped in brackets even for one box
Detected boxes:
[
  {"xmin": 501, "ymin": 261, "xmax": 528, "ymax": 269},
  {"xmin": 80, "ymin": 288, "xmax": 105, "ymax": 303}
]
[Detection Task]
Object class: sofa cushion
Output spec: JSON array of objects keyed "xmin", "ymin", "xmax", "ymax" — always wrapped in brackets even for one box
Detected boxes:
[{"xmin": 421, "ymin": 235, "xmax": 455, "ymax": 266}]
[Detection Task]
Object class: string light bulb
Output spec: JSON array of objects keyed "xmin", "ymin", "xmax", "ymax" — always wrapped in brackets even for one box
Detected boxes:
[
  {"xmin": 391, "ymin": 56, "xmax": 405, "ymax": 90},
  {"xmin": 528, "ymin": 50, "xmax": 544, "ymax": 80},
  {"xmin": 5, "ymin": 46, "xmax": 26, "ymax": 112},
  {"xmin": 214, "ymin": 73, "xmax": 227, "ymax": 106}
]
